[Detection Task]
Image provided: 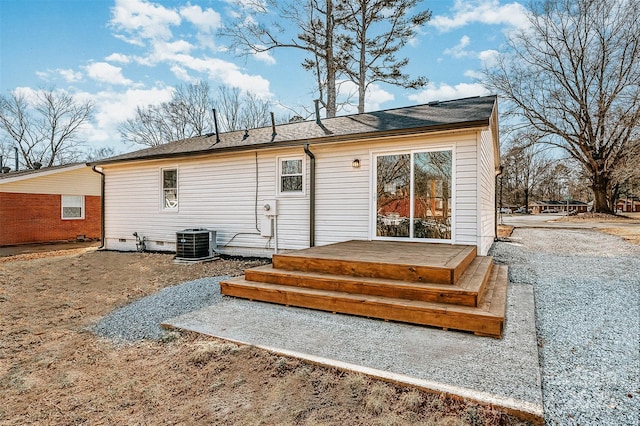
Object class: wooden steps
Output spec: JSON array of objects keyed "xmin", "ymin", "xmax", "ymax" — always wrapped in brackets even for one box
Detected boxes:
[
  {"xmin": 220, "ymin": 241, "xmax": 508, "ymax": 338},
  {"xmin": 272, "ymin": 240, "xmax": 477, "ymax": 285}
]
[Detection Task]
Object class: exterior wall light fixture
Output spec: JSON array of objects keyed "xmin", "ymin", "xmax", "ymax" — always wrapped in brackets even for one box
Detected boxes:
[{"xmin": 352, "ymin": 159, "xmax": 361, "ymax": 168}]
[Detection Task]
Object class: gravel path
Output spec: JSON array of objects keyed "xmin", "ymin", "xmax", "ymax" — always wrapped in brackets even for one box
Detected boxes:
[
  {"xmin": 92, "ymin": 276, "xmax": 226, "ymax": 342},
  {"xmin": 93, "ymin": 227, "xmax": 639, "ymax": 425},
  {"xmin": 490, "ymin": 228, "xmax": 640, "ymax": 426}
]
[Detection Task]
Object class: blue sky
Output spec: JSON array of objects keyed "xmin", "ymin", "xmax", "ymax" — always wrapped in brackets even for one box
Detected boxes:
[{"xmin": 0, "ymin": 0, "xmax": 530, "ymax": 153}]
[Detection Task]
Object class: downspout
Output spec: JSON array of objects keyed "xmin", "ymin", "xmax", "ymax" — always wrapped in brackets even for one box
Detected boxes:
[
  {"xmin": 92, "ymin": 166, "xmax": 106, "ymax": 249},
  {"xmin": 303, "ymin": 144, "xmax": 315, "ymax": 247},
  {"xmin": 494, "ymin": 165, "xmax": 503, "ymax": 241}
]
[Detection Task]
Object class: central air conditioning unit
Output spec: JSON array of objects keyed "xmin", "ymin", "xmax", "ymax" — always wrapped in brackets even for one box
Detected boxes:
[{"xmin": 175, "ymin": 229, "xmax": 217, "ymax": 262}]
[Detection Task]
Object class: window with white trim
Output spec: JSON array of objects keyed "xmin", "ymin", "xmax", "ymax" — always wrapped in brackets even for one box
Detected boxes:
[
  {"xmin": 62, "ymin": 195, "xmax": 84, "ymax": 219},
  {"xmin": 278, "ymin": 157, "xmax": 304, "ymax": 195},
  {"xmin": 162, "ymin": 168, "xmax": 178, "ymax": 210}
]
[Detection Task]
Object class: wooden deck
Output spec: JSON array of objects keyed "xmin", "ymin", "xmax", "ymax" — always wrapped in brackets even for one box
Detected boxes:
[{"xmin": 220, "ymin": 240, "xmax": 507, "ymax": 338}]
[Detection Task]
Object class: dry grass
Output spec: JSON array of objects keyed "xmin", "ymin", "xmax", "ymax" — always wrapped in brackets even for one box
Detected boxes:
[
  {"xmin": 498, "ymin": 224, "xmax": 514, "ymax": 238},
  {"xmin": 556, "ymin": 212, "xmax": 640, "ymax": 223},
  {"xmin": 598, "ymin": 227, "xmax": 640, "ymax": 245},
  {"xmin": 0, "ymin": 250, "xmax": 535, "ymax": 425}
]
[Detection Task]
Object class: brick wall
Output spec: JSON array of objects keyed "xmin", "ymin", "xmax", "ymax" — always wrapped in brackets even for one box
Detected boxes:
[{"xmin": 0, "ymin": 192, "xmax": 101, "ymax": 246}]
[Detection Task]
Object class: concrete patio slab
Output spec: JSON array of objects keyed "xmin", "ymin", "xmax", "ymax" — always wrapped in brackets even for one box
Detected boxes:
[{"xmin": 164, "ymin": 281, "xmax": 543, "ymax": 423}]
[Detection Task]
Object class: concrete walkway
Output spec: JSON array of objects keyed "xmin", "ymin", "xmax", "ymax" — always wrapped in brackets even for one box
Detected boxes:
[{"xmin": 165, "ymin": 280, "xmax": 543, "ymax": 423}]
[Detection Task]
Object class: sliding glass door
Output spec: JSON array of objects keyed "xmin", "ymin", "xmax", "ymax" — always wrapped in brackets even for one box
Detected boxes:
[{"xmin": 375, "ymin": 149, "xmax": 452, "ymax": 241}]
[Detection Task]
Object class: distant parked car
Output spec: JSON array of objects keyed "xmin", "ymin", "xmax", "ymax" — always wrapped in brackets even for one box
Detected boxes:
[
  {"xmin": 498, "ymin": 207, "xmax": 512, "ymax": 214},
  {"xmin": 541, "ymin": 208, "xmax": 558, "ymax": 213},
  {"xmin": 514, "ymin": 207, "xmax": 529, "ymax": 214}
]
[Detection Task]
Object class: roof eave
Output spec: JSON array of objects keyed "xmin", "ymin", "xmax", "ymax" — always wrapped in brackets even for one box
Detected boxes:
[{"xmin": 92, "ymin": 119, "xmax": 490, "ymax": 167}]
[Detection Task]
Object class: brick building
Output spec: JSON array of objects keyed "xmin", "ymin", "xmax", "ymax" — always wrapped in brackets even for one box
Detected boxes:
[{"xmin": 0, "ymin": 164, "xmax": 101, "ymax": 246}]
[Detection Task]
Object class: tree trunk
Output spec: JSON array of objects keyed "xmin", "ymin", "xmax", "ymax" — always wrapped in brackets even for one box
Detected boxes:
[
  {"xmin": 591, "ymin": 173, "xmax": 613, "ymax": 213},
  {"xmin": 357, "ymin": 2, "xmax": 366, "ymax": 114},
  {"xmin": 325, "ymin": 0, "xmax": 336, "ymax": 118}
]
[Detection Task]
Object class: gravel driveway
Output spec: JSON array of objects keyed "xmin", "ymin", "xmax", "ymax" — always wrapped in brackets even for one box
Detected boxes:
[
  {"xmin": 490, "ymin": 228, "xmax": 640, "ymax": 426},
  {"xmin": 93, "ymin": 226, "xmax": 639, "ymax": 425}
]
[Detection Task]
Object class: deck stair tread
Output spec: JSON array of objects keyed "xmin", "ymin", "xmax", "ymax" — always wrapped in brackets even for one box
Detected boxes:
[
  {"xmin": 244, "ymin": 256, "xmax": 493, "ymax": 307},
  {"xmin": 273, "ymin": 241, "xmax": 477, "ymax": 285},
  {"xmin": 220, "ymin": 264, "xmax": 507, "ymax": 338},
  {"xmin": 219, "ymin": 241, "xmax": 508, "ymax": 338}
]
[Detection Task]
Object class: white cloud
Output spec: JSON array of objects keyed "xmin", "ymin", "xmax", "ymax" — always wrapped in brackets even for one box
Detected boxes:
[
  {"xmin": 77, "ymin": 86, "xmax": 175, "ymax": 144},
  {"xmin": 252, "ymin": 47, "xmax": 276, "ymax": 65},
  {"xmin": 478, "ymin": 49, "xmax": 500, "ymax": 68},
  {"xmin": 365, "ymin": 84, "xmax": 394, "ymax": 111},
  {"xmin": 335, "ymin": 80, "xmax": 394, "ymax": 112},
  {"xmin": 110, "ymin": 0, "xmax": 181, "ymax": 44},
  {"xmin": 35, "ymin": 71, "xmax": 50, "ymax": 81},
  {"xmin": 180, "ymin": 4, "xmax": 222, "ymax": 33},
  {"xmin": 464, "ymin": 69, "xmax": 483, "ymax": 80},
  {"xmin": 408, "ymin": 82, "xmax": 489, "ymax": 103},
  {"xmin": 146, "ymin": 51, "xmax": 273, "ymax": 97},
  {"xmin": 105, "ymin": 53, "xmax": 131, "ymax": 64},
  {"xmin": 84, "ymin": 62, "xmax": 133, "ymax": 86},
  {"xmin": 430, "ymin": 0, "xmax": 529, "ymax": 32},
  {"xmin": 59, "ymin": 69, "xmax": 83, "ymax": 83},
  {"xmin": 170, "ymin": 65, "xmax": 195, "ymax": 82},
  {"xmin": 444, "ymin": 35, "xmax": 471, "ymax": 58},
  {"xmin": 12, "ymin": 86, "xmax": 44, "ymax": 104}
]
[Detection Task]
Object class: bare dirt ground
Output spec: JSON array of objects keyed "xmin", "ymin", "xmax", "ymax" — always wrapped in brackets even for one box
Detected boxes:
[
  {"xmin": 0, "ymin": 248, "xmax": 533, "ymax": 425},
  {"xmin": 497, "ymin": 225, "xmax": 514, "ymax": 238}
]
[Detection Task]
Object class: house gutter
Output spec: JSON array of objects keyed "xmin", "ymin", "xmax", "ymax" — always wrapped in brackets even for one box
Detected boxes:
[
  {"xmin": 91, "ymin": 166, "xmax": 106, "ymax": 249},
  {"xmin": 90, "ymin": 120, "xmax": 490, "ymax": 168},
  {"xmin": 494, "ymin": 165, "xmax": 503, "ymax": 241},
  {"xmin": 303, "ymin": 144, "xmax": 315, "ymax": 247}
]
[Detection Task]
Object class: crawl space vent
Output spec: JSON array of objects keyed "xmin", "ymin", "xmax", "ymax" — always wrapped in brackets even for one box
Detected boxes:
[{"xmin": 175, "ymin": 229, "xmax": 217, "ymax": 261}]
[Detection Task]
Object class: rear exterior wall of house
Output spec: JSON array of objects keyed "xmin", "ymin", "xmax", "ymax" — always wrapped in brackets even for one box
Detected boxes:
[{"xmin": 102, "ymin": 129, "xmax": 496, "ymax": 256}]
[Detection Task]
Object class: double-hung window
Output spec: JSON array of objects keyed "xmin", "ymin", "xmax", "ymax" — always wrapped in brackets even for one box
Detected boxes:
[
  {"xmin": 162, "ymin": 168, "xmax": 178, "ymax": 210},
  {"xmin": 278, "ymin": 157, "xmax": 304, "ymax": 195},
  {"xmin": 62, "ymin": 195, "xmax": 84, "ymax": 219}
]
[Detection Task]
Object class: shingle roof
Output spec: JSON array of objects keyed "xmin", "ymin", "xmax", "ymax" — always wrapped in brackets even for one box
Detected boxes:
[
  {"xmin": 0, "ymin": 162, "xmax": 86, "ymax": 182},
  {"xmin": 94, "ymin": 95, "xmax": 497, "ymax": 165}
]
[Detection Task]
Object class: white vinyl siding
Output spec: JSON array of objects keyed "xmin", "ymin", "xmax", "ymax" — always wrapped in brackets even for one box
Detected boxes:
[
  {"xmin": 454, "ymin": 138, "xmax": 479, "ymax": 247},
  {"xmin": 102, "ymin": 128, "xmax": 495, "ymax": 256},
  {"xmin": 478, "ymin": 127, "xmax": 497, "ymax": 255},
  {"xmin": 314, "ymin": 144, "xmax": 370, "ymax": 245},
  {"xmin": 103, "ymin": 150, "xmax": 310, "ymax": 256}
]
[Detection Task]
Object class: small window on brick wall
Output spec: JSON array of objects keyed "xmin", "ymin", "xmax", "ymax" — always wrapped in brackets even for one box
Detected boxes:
[{"xmin": 62, "ymin": 195, "xmax": 84, "ymax": 220}]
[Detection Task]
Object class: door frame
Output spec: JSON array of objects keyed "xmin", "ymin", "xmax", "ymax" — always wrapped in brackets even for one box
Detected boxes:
[{"xmin": 369, "ymin": 144, "xmax": 456, "ymax": 243}]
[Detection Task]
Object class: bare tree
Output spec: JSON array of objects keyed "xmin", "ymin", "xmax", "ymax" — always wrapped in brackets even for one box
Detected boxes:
[
  {"xmin": 120, "ymin": 82, "xmax": 278, "ymax": 147},
  {"xmin": 336, "ymin": 0, "xmax": 430, "ymax": 113},
  {"xmin": 221, "ymin": 0, "xmax": 430, "ymax": 116},
  {"xmin": 119, "ymin": 81, "xmax": 214, "ymax": 147},
  {"xmin": 85, "ymin": 146, "xmax": 119, "ymax": 162},
  {"xmin": 501, "ymin": 135, "xmax": 554, "ymax": 210},
  {"xmin": 0, "ymin": 89, "xmax": 93, "ymax": 168},
  {"xmin": 214, "ymin": 86, "xmax": 273, "ymax": 132},
  {"xmin": 485, "ymin": 0, "xmax": 640, "ymax": 213},
  {"xmin": 610, "ymin": 139, "xmax": 640, "ymax": 208},
  {"xmin": 222, "ymin": 0, "xmax": 341, "ymax": 117}
]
